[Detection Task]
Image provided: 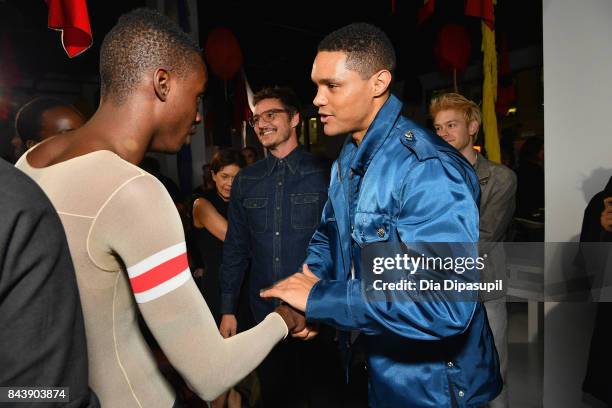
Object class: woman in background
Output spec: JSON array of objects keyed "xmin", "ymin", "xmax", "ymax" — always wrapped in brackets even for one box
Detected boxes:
[
  {"xmin": 192, "ymin": 148, "xmax": 244, "ymax": 321},
  {"xmin": 192, "ymin": 148, "xmax": 253, "ymax": 408}
]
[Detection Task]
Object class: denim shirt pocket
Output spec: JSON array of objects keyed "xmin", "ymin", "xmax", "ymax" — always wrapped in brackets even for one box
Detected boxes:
[
  {"xmin": 290, "ymin": 193, "xmax": 320, "ymax": 230},
  {"xmin": 352, "ymin": 212, "xmax": 392, "ymax": 247},
  {"xmin": 244, "ymin": 197, "xmax": 268, "ymax": 233}
]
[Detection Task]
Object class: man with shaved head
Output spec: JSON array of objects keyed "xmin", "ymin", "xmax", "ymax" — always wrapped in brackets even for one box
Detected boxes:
[
  {"xmin": 16, "ymin": 8, "xmax": 304, "ymax": 408},
  {"xmin": 262, "ymin": 23, "xmax": 503, "ymax": 408}
]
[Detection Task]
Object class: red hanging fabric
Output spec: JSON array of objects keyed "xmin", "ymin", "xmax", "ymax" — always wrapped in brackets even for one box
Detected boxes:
[
  {"xmin": 46, "ymin": 0, "xmax": 93, "ymax": 58},
  {"xmin": 417, "ymin": 0, "xmax": 435, "ymax": 24},
  {"xmin": 465, "ymin": 0, "xmax": 495, "ymax": 29}
]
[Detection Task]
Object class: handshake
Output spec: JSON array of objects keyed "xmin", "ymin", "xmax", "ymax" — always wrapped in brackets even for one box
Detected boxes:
[
  {"xmin": 273, "ymin": 303, "xmax": 318, "ymax": 340},
  {"xmin": 220, "ymin": 264, "xmax": 320, "ymax": 340},
  {"xmin": 220, "ymin": 304, "xmax": 318, "ymax": 341}
]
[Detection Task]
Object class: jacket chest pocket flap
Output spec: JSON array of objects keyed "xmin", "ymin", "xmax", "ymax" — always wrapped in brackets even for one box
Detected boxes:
[{"xmin": 351, "ymin": 212, "xmax": 392, "ymax": 246}]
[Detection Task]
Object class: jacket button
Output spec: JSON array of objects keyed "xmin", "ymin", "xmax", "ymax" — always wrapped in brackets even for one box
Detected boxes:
[
  {"xmin": 404, "ymin": 130, "xmax": 414, "ymax": 140},
  {"xmin": 377, "ymin": 228, "xmax": 385, "ymax": 237},
  {"xmin": 458, "ymin": 390, "xmax": 465, "ymax": 398},
  {"xmin": 447, "ymin": 361, "xmax": 454, "ymax": 368}
]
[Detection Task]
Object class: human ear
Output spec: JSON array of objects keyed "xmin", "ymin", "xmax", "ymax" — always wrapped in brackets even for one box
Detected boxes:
[
  {"xmin": 153, "ymin": 68, "xmax": 171, "ymax": 102},
  {"xmin": 468, "ymin": 120, "xmax": 480, "ymax": 137},
  {"xmin": 372, "ymin": 69, "xmax": 392, "ymax": 97},
  {"xmin": 290, "ymin": 111, "xmax": 301, "ymax": 129}
]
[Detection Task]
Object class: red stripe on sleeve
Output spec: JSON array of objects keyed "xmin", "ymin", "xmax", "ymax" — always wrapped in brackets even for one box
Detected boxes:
[{"xmin": 130, "ymin": 253, "xmax": 189, "ymax": 293}]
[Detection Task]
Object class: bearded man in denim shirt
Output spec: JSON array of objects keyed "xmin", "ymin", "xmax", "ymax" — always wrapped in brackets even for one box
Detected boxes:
[
  {"xmin": 261, "ymin": 24, "xmax": 502, "ymax": 408},
  {"xmin": 219, "ymin": 87, "xmax": 344, "ymax": 407}
]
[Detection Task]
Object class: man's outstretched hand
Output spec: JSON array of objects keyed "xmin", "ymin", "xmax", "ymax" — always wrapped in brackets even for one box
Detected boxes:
[
  {"xmin": 290, "ymin": 323, "xmax": 319, "ymax": 341},
  {"xmin": 219, "ymin": 314, "xmax": 237, "ymax": 338},
  {"xmin": 260, "ymin": 264, "xmax": 320, "ymax": 312},
  {"xmin": 273, "ymin": 304, "xmax": 307, "ymax": 334},
  {"xmin": 273, "ymin": 304, "xmax": 319, "ymax": 340}
]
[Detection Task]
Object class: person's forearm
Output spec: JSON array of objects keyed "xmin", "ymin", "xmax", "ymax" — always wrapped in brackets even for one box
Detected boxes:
[
  {"xmin": 140, "ymin": 280, "xmax": 287, "ymax": 401},
  {"xmin": 306, "ymin": 278, "xmax": 476, "ymax": 340}
]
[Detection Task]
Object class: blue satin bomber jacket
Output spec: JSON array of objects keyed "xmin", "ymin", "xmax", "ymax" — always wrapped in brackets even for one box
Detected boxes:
[{"xmin": 304, "ymin": 95, "xmax": 502, "ymax": 408}]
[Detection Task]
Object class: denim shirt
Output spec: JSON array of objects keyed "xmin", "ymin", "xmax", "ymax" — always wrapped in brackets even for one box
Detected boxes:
[{"xmin": 220, "ymin": 146, "xmax": 329, "ymax": 322}]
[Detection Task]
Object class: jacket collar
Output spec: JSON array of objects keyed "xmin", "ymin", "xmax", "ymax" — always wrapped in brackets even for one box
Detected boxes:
[
  {"xmin": 473, "ymin": 152, "xmax": 492, "ymax": 183},
  {"xmin": 265, "ymin": 145, "xmax": 302, "ymax": 176},
  {"xmin": 350, "ymin": 94, "xmax": 402, "ymax": 176}
]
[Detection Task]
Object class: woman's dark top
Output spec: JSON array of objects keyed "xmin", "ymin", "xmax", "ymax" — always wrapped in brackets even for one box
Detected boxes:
[
  {"xmin": 192, "ymin": 189, "xmax": 253, "ymax": 330},
  {"xmin": 192, "ymin": 189, "xmax": 228, "ymax": 325}
]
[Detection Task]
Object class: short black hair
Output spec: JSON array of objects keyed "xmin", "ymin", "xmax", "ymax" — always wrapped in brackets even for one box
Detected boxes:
[
  {"xmin": 252, "ymin": 86, "xmax": 301, "ymax": 115},
  {"xmin": 99, "ymin": 8, "xmax": 202, "ymax": 104},
  {"xmin": 318, "ymin": 22, "xmax": 396, "ymax": 78},
  {"xmin": 15, "ymin": 97, "xmax": 75, "ymax": 143},
  {"xmin": 210, "ymin": 148, "xmax": 245, "ymax": 173}
]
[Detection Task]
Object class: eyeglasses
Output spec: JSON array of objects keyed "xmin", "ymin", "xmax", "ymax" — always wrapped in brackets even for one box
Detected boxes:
[{"xmin": 248, "ymin": 109, "xmax": 289, "ymax": 128}]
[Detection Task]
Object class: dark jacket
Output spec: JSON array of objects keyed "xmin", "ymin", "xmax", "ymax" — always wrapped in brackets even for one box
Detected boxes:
[
  {"xmin": 0, "ymin": 159, "xmax": 98, "ymax": 407},
  {"xmin": 581, "ymin": 176, "xmax": 612, "ymax": 405}
]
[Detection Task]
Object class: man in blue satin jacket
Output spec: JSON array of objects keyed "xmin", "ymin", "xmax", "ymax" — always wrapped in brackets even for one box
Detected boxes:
[{"xmin": 261, "ymin": 23, "xmax": 502, "ymax": 407}]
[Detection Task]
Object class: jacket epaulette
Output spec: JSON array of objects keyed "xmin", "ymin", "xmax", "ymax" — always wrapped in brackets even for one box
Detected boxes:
[{"xmin": 396, "ymin": 118, "xmax": 439, "ymax": 161}]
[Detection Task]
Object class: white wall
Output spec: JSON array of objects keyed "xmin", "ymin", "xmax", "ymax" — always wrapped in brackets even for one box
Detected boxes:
[
  {"xmin": 544, "ymin": 0, "xmax": 612, "ymax": 242},
  {"xmin": 543, "ymin": 1, "xmax": 612, "ymax": 407}
]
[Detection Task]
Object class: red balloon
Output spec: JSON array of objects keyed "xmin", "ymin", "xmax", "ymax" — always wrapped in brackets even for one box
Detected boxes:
[
  {"xmin": 204, "ymin": 27, "xmax": 243, "ymax": 81},
  {"xmin": 434, "ymin": 24, "xmax": 471, "ymax": 74}
]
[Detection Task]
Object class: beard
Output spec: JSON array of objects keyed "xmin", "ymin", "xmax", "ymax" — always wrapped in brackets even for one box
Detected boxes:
[{"xmin": 259, "ymin": 128, "xmax": 291, "ymax": 150}]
